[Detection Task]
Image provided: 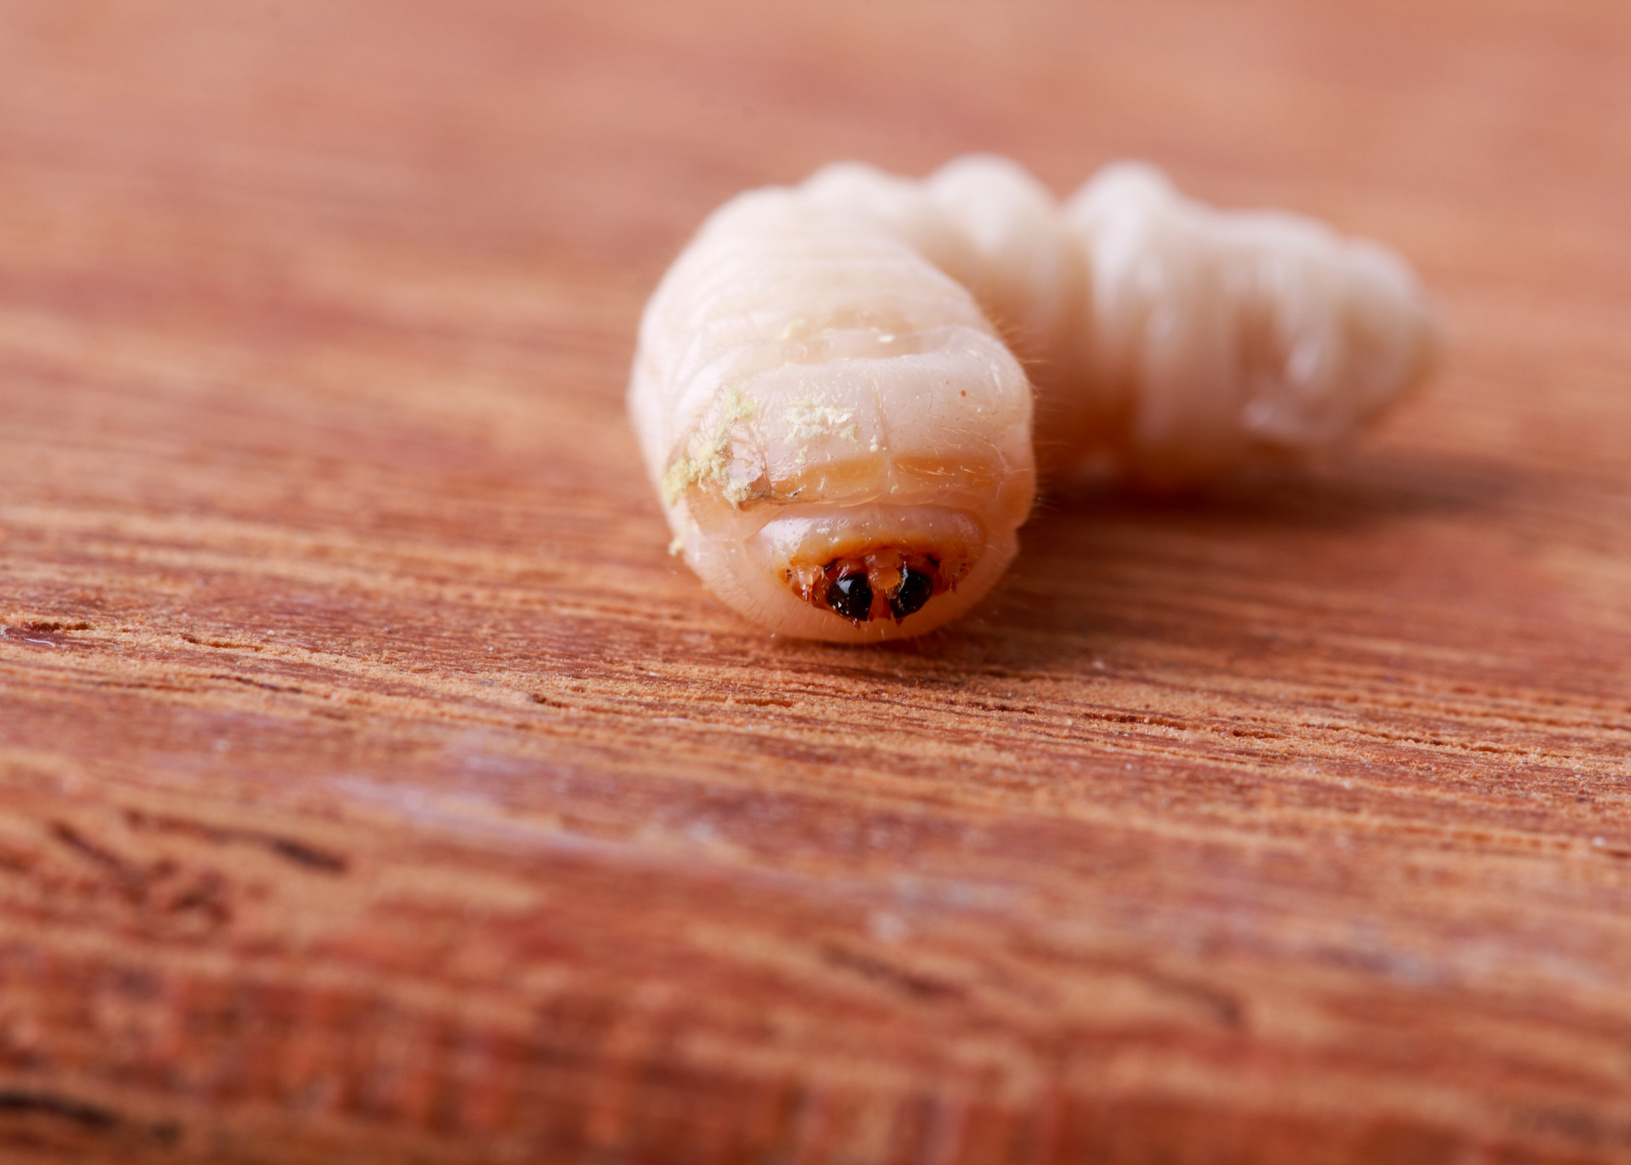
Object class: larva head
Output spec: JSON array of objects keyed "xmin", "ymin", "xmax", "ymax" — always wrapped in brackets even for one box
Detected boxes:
[
  {"xmin": 675, "ymin": 504, "xmax": 1021, "ymax": 643},
  {"xmin": 652, "ymin": 328, "xmax": 1035, "ymax": 641},
  {"xmin": 788, "ymin": 545, "xmax": 969, "ymax": 625}
]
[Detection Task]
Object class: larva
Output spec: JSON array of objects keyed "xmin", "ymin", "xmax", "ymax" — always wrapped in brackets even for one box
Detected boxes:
[{"xmin": 630, "ymin": 156, "xmax": 1437, "ymax": 643}]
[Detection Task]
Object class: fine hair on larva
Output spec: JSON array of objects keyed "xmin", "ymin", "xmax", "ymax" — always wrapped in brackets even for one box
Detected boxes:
[{"xmin": 629, "ymin": 155, "xmax": 1439, "ymax": 644}]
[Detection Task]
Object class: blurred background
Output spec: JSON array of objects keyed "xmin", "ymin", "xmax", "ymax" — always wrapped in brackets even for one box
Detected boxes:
[{"xmin": 5, "ymin": 0, "xmax": 1628, "ymax": 484}]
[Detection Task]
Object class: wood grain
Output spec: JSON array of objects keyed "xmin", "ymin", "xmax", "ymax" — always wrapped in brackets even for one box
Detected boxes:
[{"xmin": 3, "ymin": 1, "xmax": 1631, "ymax": 1161}]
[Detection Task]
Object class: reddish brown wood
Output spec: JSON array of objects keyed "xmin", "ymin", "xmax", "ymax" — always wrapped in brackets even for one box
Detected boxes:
[{"xmin": 2, "ymin": 1, "xmax": 1631, "ymax": 1161}]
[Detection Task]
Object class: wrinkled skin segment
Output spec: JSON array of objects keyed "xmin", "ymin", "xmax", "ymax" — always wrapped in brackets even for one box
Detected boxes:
[{"xmin": 629, "ymin": 156, "xmax": 1438, "ymax": 642}]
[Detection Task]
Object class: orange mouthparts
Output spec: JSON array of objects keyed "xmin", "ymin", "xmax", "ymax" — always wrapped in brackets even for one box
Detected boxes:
[{"xmin": 785, "ymin": 545, "xmax": 970, "ymax": 624}]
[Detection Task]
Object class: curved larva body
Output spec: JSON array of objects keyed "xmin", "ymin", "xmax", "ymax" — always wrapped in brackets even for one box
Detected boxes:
[{"xmin": 630, "ymin": 156, "xmax": 1438, "ymax": 643}]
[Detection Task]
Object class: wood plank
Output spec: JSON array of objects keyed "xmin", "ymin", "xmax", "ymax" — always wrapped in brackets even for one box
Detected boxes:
[{"xmin": 2, "ymin": 1, "xmax": 1629, "ymax": 1160}]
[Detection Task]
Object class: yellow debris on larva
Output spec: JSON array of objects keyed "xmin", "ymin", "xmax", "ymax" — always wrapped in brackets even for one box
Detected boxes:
[{"xmin": 629, "ymin": 155, "xmax": 1438, "ymax": 643}]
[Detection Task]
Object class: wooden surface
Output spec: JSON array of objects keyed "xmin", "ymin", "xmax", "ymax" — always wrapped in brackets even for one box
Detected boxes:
[{"xmin": 3, "ymin": 1, "xmax": 1631, "ymax": 1161}]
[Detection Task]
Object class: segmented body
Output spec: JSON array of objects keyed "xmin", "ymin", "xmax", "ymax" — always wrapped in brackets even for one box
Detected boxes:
[{"xmin": 629, "ymin": 156, "xmax": 1437, "ymax": 643}]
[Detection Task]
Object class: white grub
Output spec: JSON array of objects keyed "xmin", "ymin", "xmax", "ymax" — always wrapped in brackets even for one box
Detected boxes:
[{"xmin": 629, "ymin": 156, "xmax": 1438, "ymax": 643}]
